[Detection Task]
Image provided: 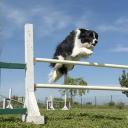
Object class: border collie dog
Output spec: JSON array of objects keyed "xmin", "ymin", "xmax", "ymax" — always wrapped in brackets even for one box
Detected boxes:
[{"xmin": 49, "ymin": 28, "xmax": 98, "ymax": 83}]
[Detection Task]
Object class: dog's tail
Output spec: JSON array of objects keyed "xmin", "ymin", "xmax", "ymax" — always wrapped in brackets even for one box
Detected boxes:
[{"xmin": 48, "ymin": 69, "xmax": 63, "ymax": 83}]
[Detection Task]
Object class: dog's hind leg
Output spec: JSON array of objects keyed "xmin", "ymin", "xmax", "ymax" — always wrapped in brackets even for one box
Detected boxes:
[
  {"xmin": 49, "ymin": 55, "xmax": 65, "ymax": 83},
  {"xmin": 48, "ymin": 69, "xmax": 62, "ymax": 83},
  {"xmin": 54, "ymin": 55, "xmax": 64, "ymax": 69},
  {"xmin": 48, "ymin": 65, "xmax": 68, "ymax": 83}
]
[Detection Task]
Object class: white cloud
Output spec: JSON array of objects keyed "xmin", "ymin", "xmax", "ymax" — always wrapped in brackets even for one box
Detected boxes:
[
  {"xmin": 75, "ymin": 15, "xmax": 89, "ymax": 28},
  {"xmin": 97, "ymin": 25, "xmax": 118, "ymax": 32},
  {"xmin": 32, "ymin": 7, "xmax": 72, "ymax": 35},
  {"xmin": 31, "ymin": 6, "xmax": 72, "ymax": 29},
  {"xmin": 97, "ymin": 17, "xmax": 128, "ymax": 33},
  {"xmin": 0, "ymin": 2, "xmax": 91, "ymax": 38},
  {"xmin": 0, "ymin": 3, "xmax": 72, "ymax": 37},
  {"xmin": 111, "ymin": 44, "xmax": 128, "ymax": 53},
  {"xmin": 7, "ymin": 10, "xmax": 27, "ymax": 25},
  {"xmin": 115, "ymin": 17, "xmax": 128, "ymax": 24},
  {"xmin": 0, "ymin": 2, "xmax": 29, "ymax": 41},
  {"xmin": 0, "ymin": 2, "xmax": 28, "ymax": 26}
]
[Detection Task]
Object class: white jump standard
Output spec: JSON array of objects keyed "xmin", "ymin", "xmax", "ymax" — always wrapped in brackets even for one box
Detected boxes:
[
  {"xmin": 4, "ymin": 88, "xmax": 13, "ymax": 109},
  {"xmin": 62, "ymin": 92, "xmax": 69, "ymax": 110},
  {"xmin": 24, "ymin": 24, "xmax": 128, "ymax": 124},
  {"xmin": 24, "ymin": 24, "xmax": 44, "ymax": 124},
  {"xmin": 46, "ymin": 96, "xmax": 55, "ymax": 110}
]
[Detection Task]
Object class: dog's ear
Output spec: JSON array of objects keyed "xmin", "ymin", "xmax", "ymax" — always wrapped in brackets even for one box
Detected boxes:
[{"xmin": 70, "ymin": 30, "xmax": 76, "ymax": 36}]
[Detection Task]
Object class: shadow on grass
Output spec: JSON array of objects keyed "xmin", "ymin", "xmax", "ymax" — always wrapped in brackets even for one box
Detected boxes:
[{"xmin": 79, "ymin": 112, "xmax": 123, "ymax": 120}]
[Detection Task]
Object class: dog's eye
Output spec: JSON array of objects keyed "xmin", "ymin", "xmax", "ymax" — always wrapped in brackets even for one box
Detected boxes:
[{"xmin": 95, "ymin": 33, "xmax": 98, "ymax": 39}]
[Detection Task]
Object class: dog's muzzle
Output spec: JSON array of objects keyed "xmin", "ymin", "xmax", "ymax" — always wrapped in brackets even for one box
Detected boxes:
[{"xmin": 92, "ymin": 40, "xmax": 98, "ymax": 46}]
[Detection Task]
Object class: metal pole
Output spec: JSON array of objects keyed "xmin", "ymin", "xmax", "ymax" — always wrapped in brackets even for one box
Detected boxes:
[
  {"xmin": 34, "ymin": 58, "xmax": 128, "ymax": 70},
  {"xmin": 6, "ymin": 88, "xmax": 13, "ymax": 109},
  {"xmin": 62, "ymin": 74, "xmax": 69, "ymax": 110},
  {"xmin": 35, "ymin": 84, "xmax": 128, "ymax": 91},
  {"xmin": 3, "ymin": 98, "xmax": 6, "ymax": 109}
]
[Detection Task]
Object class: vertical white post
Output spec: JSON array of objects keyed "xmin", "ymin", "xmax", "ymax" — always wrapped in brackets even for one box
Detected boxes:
[
  {"xmin": 46, "ymin": 96, "xmax": 55, "ymax": 110},
  {"xmin": 6, "ymin": 88, "xmax": 13, "ymax": 109},
  {"xmin": 50, "ymin": 96, "xmax": 55, "ymax": 110},
  {"xmin": 24, "ymin": 24, "xmax": 44, "ymax": 124},
  {"xmin": 62, "ymin": 92, "xmax": 69, "ymax": 110},
  {"xmin": 62, "ymin": 74, "xmax": 69, "ymax": 110},
  {"xmin": 3, "ymin": 98, "xmax": 6, "ymax": 109}
]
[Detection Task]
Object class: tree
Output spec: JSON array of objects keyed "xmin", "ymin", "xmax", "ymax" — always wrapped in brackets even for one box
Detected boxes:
[
  {"xmin": 76, "ymin": 78, "xmax": 87, "ymax": 107},
  {"xmin": 119, "ymin": 70, "xmax": 128, "ymax": 97},
  {"xmin": 60, "ymin": 76, "xmax": 87, "ymax": 105}
]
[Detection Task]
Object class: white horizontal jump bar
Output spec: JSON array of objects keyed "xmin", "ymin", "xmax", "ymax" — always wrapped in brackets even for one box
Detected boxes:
[
  {"xmin": 34, "ymin": 58, "xmax": 128, "ymax": 69},
  {"xmin": 35, "ymin": 84, "xmax": 128, "ymax": 91}
]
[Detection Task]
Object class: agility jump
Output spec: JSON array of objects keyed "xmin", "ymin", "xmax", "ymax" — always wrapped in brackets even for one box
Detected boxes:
[
  {"xmin": 24, "ymin": 24, "xmax": 128, "ymax": 124},
  {"xmin": 0, "ymin": 24, "xmax": 128, "ymax": 124}
]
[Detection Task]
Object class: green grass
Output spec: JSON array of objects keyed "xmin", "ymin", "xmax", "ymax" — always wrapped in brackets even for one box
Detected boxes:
[{"xmin": 0, "ymin": 107, "xmax": 128, "ymax": 128}]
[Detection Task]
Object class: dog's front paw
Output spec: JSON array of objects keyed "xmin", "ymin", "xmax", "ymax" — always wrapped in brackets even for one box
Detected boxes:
[
  {"xmin": 80, "ymin": 47, "xmax": 93, "ymax": 55},
  {"xmin": 86, "ymin": 49, "xmax": 93, "ymax": 55},
  {"xmin": 79, "ymin": 48, "xmax": 93, "ymax": 56}
]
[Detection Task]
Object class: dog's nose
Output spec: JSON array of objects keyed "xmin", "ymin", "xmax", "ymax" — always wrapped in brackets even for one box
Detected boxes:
[
  {"xmin": 95, "ymin": 40, "xmax": 98, "ymax": 44},
  {"xmin": 92, "ymin": 40, "xmax": 98, "ymax": 46}
]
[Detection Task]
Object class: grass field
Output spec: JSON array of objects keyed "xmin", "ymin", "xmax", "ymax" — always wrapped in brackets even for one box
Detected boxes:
[{"xmin": 0, "ymin": 107, "xmax": 128, "ymax": 128}]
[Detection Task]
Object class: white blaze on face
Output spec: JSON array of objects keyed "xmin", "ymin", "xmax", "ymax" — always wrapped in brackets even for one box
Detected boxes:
[
  {"xmin": 75, "ymin": 28, "xmax": 81, "ymax": 36},
  {"xmin": 74, "ymin": 29, "xmax": 82, "ymax": 47},
  {"xmin": 92, "ymin": 32, "xmax": 97, "ymax": 45},
  {"xmin": 71, "ymin": 29, "xmax": 82, "ymax": 57}
]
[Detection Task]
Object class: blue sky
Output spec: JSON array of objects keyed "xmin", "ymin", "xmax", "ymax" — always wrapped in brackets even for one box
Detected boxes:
[{"xmin": 0, "ymin": 0, "xmax": 128, "ymax": 104}]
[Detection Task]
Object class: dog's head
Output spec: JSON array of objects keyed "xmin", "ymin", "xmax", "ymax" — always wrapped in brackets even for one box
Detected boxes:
[{"xmin": 75, "ymin": 28, "xmax": 98, "ymax": 49}]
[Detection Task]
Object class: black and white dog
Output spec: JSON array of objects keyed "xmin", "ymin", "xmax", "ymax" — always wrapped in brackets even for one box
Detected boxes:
[{"xmin": 49, "ymin": 28, "xmax": 98, "ymax": 83}]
